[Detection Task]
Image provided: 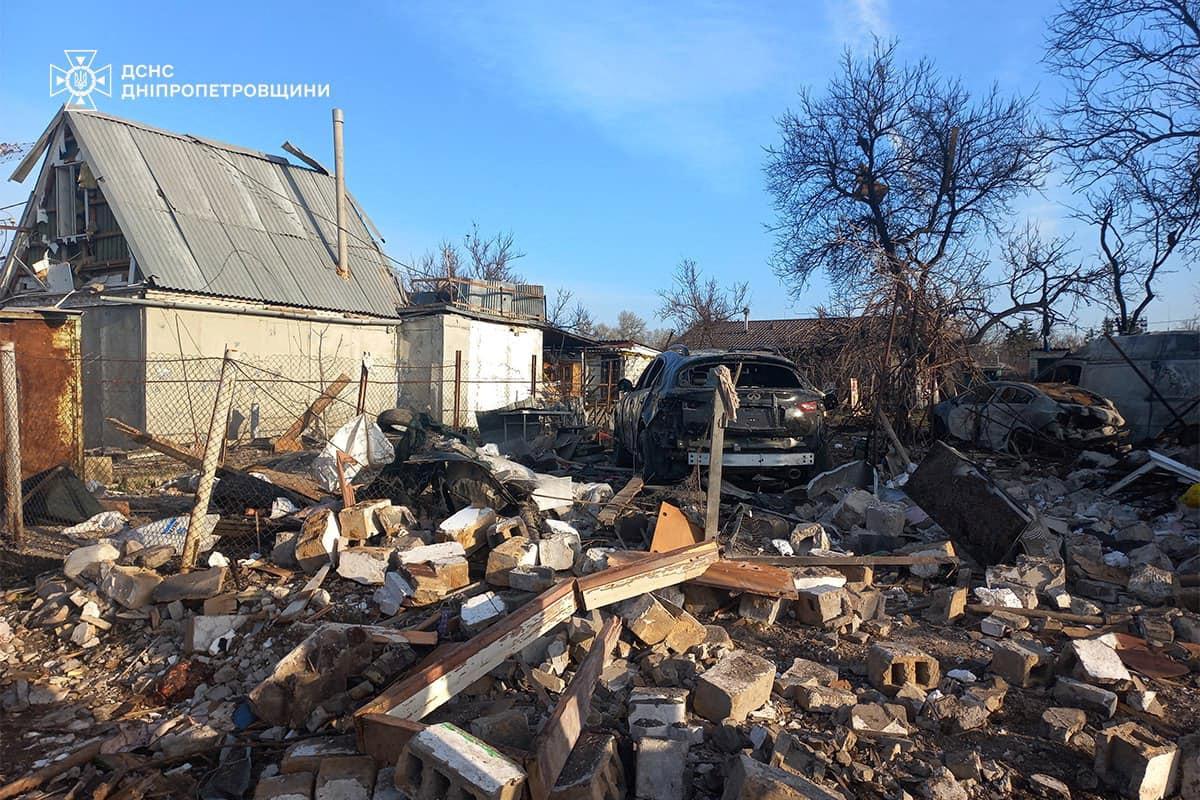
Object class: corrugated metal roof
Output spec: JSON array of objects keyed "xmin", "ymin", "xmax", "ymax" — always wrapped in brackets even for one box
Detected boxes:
[
  {"xmin": 64, "ymin": 109, "xmax": 402, "ymax": 317},
  {"xmin": 676, "ymin": 316, "xmax": 880, "ymax": 354}
]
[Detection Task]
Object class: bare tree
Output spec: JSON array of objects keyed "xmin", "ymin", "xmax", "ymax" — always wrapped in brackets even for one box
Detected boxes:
[
  {"xmin": 656, "ymin": 258, "xmax": 749, "ymax": 346},
  {"xmin": 547, "ymin": 287, "xmax": 595, "ymax": 333},
  {"xmin": 463, "ymin": 222, "xmax": 524, "ymax": 282},
  {"xmin": 1047, "ymin": 0, "xmax": 1200, "ymax": 332},
  {"xmin": 963, "ymin": 223, "xmax": 1100, "ymax": 346},
  {"xmin": 763, "ymin": 39, "xmax": 1049, "ymax": 438}
]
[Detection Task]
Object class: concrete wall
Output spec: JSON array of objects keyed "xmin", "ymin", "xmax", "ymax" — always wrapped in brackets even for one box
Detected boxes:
[
  {"xmin": 139, "ymin": 296, "xmax": 398, "ymax": 444},
  {"xmin": 396, "ymin": 311, "xmax": 542, "ymax": 428}
]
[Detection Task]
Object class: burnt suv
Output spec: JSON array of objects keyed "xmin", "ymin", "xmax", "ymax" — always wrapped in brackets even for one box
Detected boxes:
[{"xmin": 612, "ymin": 347, "xmax": 832, "ymax": 484}]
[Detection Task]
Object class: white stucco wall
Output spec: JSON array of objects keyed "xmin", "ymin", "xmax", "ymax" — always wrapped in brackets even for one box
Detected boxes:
[
  {"xmin": 395, "ymin": 310, "xmax": 542, "ymax": 428},
  {"xmin": 141, "ymin": 295, "xmax": 398, "ymax": 443}
]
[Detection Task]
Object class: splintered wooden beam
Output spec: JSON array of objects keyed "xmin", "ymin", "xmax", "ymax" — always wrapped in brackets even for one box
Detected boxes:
[
  {"xmin": 607, "ymin": 550, "xmax": 798, "ymax": 599},
  {"xmin": 354, "ymin": 581, "xmax": 578, "ymax": 733},
  {"xmin": 527, "ymin": 617, "xmax": 622, "ymax": 800},
  {"xmin": 597, "ymin": 475, "xmax": 644, "ymax": 526},
  {"xmin": 731, "ymin": 554, "xmax": 959, "ymax": 567},
  {"xmin": 574, "ymin": 540, "xmax": 719, "ymax": 610},
  {"xmin": 274, "ymin": 372, "xmax": 352, "ymax": 452}
]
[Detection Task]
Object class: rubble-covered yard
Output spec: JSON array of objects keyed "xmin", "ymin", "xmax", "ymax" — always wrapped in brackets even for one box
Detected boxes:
[{"xmin": 0, "ymin": 416, "xmax": 1197, "ymax": 800}]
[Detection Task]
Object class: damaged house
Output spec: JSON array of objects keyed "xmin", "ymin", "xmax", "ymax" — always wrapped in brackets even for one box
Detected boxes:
[{"xmin": 1, "ymin": 107, "xmax": 405, "ymax": 449}]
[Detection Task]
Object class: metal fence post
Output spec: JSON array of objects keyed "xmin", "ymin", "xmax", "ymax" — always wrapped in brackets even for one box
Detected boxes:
[
  {"xmin": 531, "ymin": 354, "xmax": 538, "ymax": 397},
  {"xmin": 453, "ymin": 351, "xmax": 462, "ymax": 428},
  {"xmin": 0, "ymin": 342, "xmax": 23, "ymax": 546},
  {"xmin": 182, "ymin": 346, "xmax": 238, "ymax": 571}
]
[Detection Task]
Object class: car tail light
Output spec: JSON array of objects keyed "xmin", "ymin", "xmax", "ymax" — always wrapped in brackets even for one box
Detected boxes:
[{"xmin": 795, "ymin": 400, "xmax": 820, "ymax": 414}]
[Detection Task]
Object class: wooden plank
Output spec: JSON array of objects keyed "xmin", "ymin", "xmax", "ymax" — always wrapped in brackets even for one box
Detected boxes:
[
  {"xmin": 731, "ymin": 554, "xmax": 959, "ymax": 568},
  {"xmin": 704, "ymin": 389, "xmax": 726, "ymax": 539},
  {"xmin": 574, "ymin": 541, "xmax": 719, "ymax": 610},
  {"xmin": 608, "ymin": 551, "xmax": 798, "ymax": 599},
  {"xmin": 527, "ymin": 617, "xmax": 622, "ymax": 800},
  {"xmin": 354, "ymin": 581, "xmax": 578, "ymax": 730},
  {"xmin": 597, "ymin": 475, "xmax": 644, "ymax": 526},
  {"xmin": 274, "ymin": 372, "xmax": 352, "ymax": 452},
  {"xmin": 242, "ymin": 466, "xmax": 325, "ymax": 502},
  {"xmin": 650, "ymin": 501, "xmax": 702, "ymax": 553},
  {"xmin": 966, "ymin": 603, "xmax": 1105, "ymax": 625}
]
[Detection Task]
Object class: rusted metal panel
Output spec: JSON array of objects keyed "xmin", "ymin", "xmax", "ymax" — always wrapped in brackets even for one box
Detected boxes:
[{"xmin": 0, "ymin": 310, "xmax": 83, "ymax": 479}]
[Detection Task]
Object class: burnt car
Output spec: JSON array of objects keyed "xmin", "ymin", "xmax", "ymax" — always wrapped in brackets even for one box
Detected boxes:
[
  {"xmin": 931, "ymin": 380, "xmax": 1126, "ymax": 455},
  {"xmin": 612, "ymin": 347, "xmax": 831, "ymax": 483}
]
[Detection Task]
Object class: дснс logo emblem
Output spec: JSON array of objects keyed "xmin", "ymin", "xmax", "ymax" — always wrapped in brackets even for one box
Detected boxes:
[{"xmin": 50, "ymin": 50, "xmax": 112, "ymax": 109}]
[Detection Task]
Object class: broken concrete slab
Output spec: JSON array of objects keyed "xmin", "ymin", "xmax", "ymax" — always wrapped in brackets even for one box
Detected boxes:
[
  {"xmin": 338, "ymin": 499, "xmax": 392, "ymax": 542},
  {"xmin": 461, "ymin": 592, "xmax": 507, "ymax": 635},
  {"xmin": 618, "ymin": 594, "xmax": 678, "ymax": 646},
  {"xmin": 1062, "ymin": 639, "xmax": 1133, "ymax": 687},
  {"xmin": 63, "ymin": 540, "xmax": 121, "ymax": 582},
  {"xmin": 337, "ymin": 547, "xmax": 392, "ymax": 586},
  {"xmin": 372, "ymin": 572, "xmax": 414, "ymax": 616},
  {"xmin": 184, "ymin": 614, "xmax": 246, "ymax": 654},
  {"xmin": 153, "ymin": 567, "xmax": 227, "ymax": 603},
  {"xmin": 280, "ymin": 735, "xmax": 360, "ymax": 775},
  {"xmin": 634, "ymin": 738, "xmax": 688, "ymax": 800},
  {"xmin": 255, "ymin": 771, "xmax": 314, "ymax": 800},
  {"xmin": 774, "ymin": 657, "xmax": 838, "ymax": 698},
  {"xmin": 721, "ymin": 753, "xmax": 846, "ymax": 800},
  {"xmin": 1042, "ymin": 707, "xmax": 1087, "ymax": 745},
  {"xmin": 905, "ymin": 441, "xmax": 1036, "ymax": 566},
  {"xmin": 1053, "ymin": 677, "xmax": 1118, "ymax": 719},
  {"xmin": 849, "ymin": 703, "xmax": 910, "ymax": 736},
  {"xmin": 508, "ymin": 565, "xmax": 557, "ymax": 593},
  {"xmin": 539, "ymin": 529, "xmax": 581, "ymax": 572},
  {"xmin": 437, "ymin": 506, "xmax": 497, "ymax": 555},
  {"xmin": 694, "ymin": 649, "xmax": 774, "ymax": 723},
  {"xmin": 315, "ymin": 755, "xmax": 377, "ymax": 800}
]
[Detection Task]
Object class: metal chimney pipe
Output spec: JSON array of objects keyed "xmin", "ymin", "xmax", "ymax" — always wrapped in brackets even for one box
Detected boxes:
[{"xmin": 332, "ymin": 108, "xmax": 349, "ymax": 280}]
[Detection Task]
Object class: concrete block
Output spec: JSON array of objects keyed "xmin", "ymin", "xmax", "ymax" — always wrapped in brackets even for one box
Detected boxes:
[
  {"xmin": 398, "ymin": 723, "xmax": 526, "ymax": 800},
  {"xmin": 721, "ymin": 753, "xmax": 846, "ymax": 800},
  {"xmin": 507, "ymin": 565, "xmax": 557, "ymax": 592},
  {"xmin": 926, "ymin": 587, "xmax": 967, "ymax": 623},
  {"xmin": 988, "ymin": 639, "xmax": 1053, "ymax": 687},
  {"xmin": 281, "ymin": 736, "xmax": 359, "ymax": 774},
  {"xmin": 256, "ymin": 771, "xmax": 314, "ymax": 800},
  {"xmin": 774, "ymin": 657, "xmax": 838, "ymax": 698},
  {"xmin": 694, "ymin": 649, "xmax": 774, "ymax": 723},
  {"xmin": 795, "ymin": 684, "xmax": 856, "ymax": 714},
  {"xmin": 204, "ymin": 591, "xmax": 238, "ymax": 615},
  {"xmin": 98, "ymin": 563, "xmax": 162, "ymax": 610},
  {"xmin": 538, "ymin": 531, "xmax": 581, "ymax": 572},
  {"xmin": 461, "ymin": 592, "xmax": 507, "ymax": 635},
  {"xmin": 437, "ymin": 507, "xmax": 497, "ymax": 555},
  {"xmin": 64, "ymin": 541, "xmax": 121, "ymax": 581},
  {"xmin": 315, "ymin": 755, "xmax": 377, "ymax": 800},
  {"xmin": 1062, "ymin": 639, "xmax": 1133, "ymax": 687},
  {"xmin": 849, "ymin": 703, "xmax": 909, "ymax": 736},
  {"xmin": 628, "ymin": 688, "xmax": 689, "ymax": 739},
  {"xmin": 661, "ymin": 603, "xmax": 707, "ymax": 654},
  {"xmin": 795, "ymin": 585, "xmax": 844, "ymax": 626},
  {"xmin": 404, "ymin": 556, "xmax": 470, "ymax": 606},
  {"xmin": 865, "ymin": 501, "xmax": 905, "ymax": 538},
  {"xmin": 468, "ymin": 709, "xmax": 532, "ymax": 751},
  {"xmin": 634, "ymin": 738, "xmax": 688, "ymax": 800},
  {"xmin": 1095, "ymin": 722, "xmax": 1179, "ymax": 800},
  {"xmin": 1053, "ymin": 677, "xmax": 1118, "ymax": 719},
  {"xmin": 485, "ymin": 537, "xmax": 538, "ymax": 588},
  {"xmin": 619, "ymin": 594, "xmax": 678, "ymax": 646},
  {"xmin": 338, "ymin": 499, "xmax": 391, "ymax": 542},
  {"xmin": 337, "ymin": 548, "xmax": 392, "ymax": 586},
  {"xmin": 549, "ymin": 731, "xmax": 625, "ymax": 800},
  {"xmin": 296, "ymin": 509, "xmax": 340, "ymax": 573},
  {"xmin": 867, "ymin": 643, "xmax": 940, "ymax": 696},
  {"xmin": 372, "ymin": 572, "xmax": 414, "ymax": 616},
  {"xmin": 1042, "ymin": 707, "xmax": 1087, "ymax": 745},
  {"xmin": 738, "ymin": 594, "xmax": 784, "ymax": 625},
  {"xmin": 377, "ymin": 505, "xmax": 416, "ymax": 536}
]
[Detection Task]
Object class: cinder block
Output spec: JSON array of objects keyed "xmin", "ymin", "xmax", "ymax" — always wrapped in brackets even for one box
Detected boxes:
[
  {"xmin": 926, "ymin": 587, "xmax": 967, "ymax": 623},
  {"xmin": 738, "ymin": 594, "xmax": 784, "ymax": 625},
  {"xmin": 795, "ymin": 586, "xmax": 844, "ymax": 626},
  {"xmin": 338, "ymin": 499, "xmax": 392, "ymax": 543},
  {"xmin": 397, "ymin": 722, "xmax": 526, "ymax": 800},
  {"xmin": 694, "ymin": 650, "xmax": 774, "ymax": 723},
  {"xmin": 867, "ymin": 643, "xmax": 940, "ymax": 696},
  {"xmin": 619, "ymin": 594, "xmax": 678, "ymax": 646},
  {"xmin": 549, "ymin": 732, "xmax": 625, "ymax": 800},
  {"xmin": 988, "ymin": 639, "xmax": 1053, "ymax": 687},
  {"xmin": 315, "ymin": 756, "xmax": 377, "ymax": 800},
  {"xmin": 1095, "ymin": 722, "xmax": 1179, "ymax": 800},
  {"xmin": 628, "ymin": 688, "xmax": 689, "ymax": 740},
  {"xmin": 774, "ymin": 657, "xmax": 838, "ymax": 698},
  {"xmin": 256, "ymin": 771, "xmax": 314, "ymax": 800},
  {"xmin": 485, "ymin": 537, "xmax": 538, "ymax": 588}
]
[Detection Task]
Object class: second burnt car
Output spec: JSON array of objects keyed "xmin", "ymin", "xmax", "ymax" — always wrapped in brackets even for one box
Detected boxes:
[
  {"xmin": 931, "ymin": 380, "xmax": 1126, "ymax": 455},
  {"xmin": 612, "ymin": 346, "xmax": 832, "ymax": 484}
]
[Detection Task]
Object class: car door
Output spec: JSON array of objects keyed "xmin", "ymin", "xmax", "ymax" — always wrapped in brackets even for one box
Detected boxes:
[
  {"xmin": 981, "ymin": 384, "xmax": 1036, "ymax": 449},
  {"xmin": 944, "ymin": 383, "xmax": 995, "ymax": 443},
  {"xmin": 617, "ymin": 357, "xmax": 665, "ymax": 452}
]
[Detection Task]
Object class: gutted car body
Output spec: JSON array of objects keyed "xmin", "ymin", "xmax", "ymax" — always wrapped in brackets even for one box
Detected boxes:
[
  {"xmin": 932, "ymin": 381, "xmax": 1126, "ymax": 454},
  {"xmin": 612, "ymin": 348, "xmax": 829, "ymax": 483}
]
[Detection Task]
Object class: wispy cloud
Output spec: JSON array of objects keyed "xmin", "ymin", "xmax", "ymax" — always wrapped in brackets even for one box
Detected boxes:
[
  {"xmin": 394, "ymin": 2, "xmax": 791, "ymax": 180},
  {"xmin": 825, "ymin": 0, "xmax": 892, "ymax": 48}
]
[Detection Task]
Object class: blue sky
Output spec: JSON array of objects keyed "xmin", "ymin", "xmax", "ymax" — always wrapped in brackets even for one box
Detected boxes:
[{"xmin": 0, "ymin": 0, "xmax": 1195, "ymax": 331}]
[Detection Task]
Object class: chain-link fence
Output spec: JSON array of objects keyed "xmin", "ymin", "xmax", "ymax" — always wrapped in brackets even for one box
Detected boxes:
[{"xmin": 0, "ymin": 346, "xmax": 587, "ymax": 571}]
